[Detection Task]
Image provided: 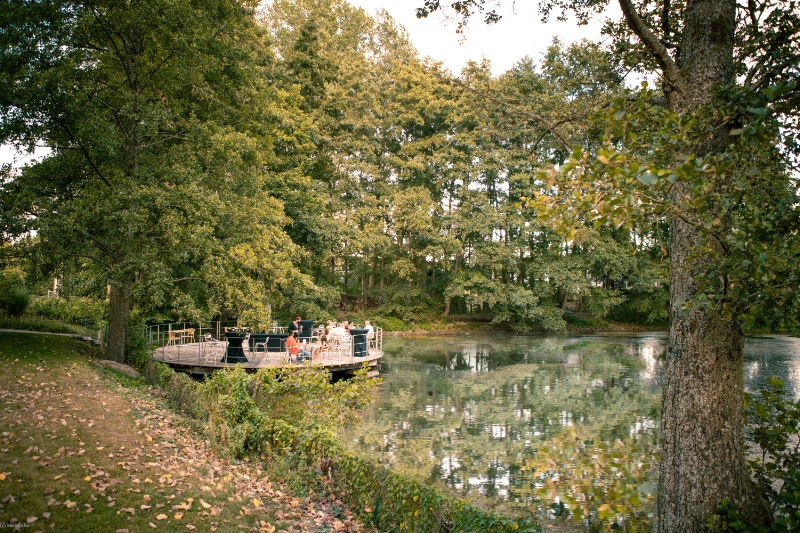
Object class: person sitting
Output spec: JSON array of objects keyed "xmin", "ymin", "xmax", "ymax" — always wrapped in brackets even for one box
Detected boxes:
[
  {"xmin": 330, "ymin": 321, "xmax": 346, "ymax": 336},
  {"xmin": 288, "ymin": 316, "xmax": 302, "ymax": 337},
  {"xmin": 320, "ymin": 320, "xmax": 333, "ymax": 346},
  {"xmin": 364, "ymin": 320, "xmax": 374, "ymax": 340},
  {"xmin": 285, "ymin": 331, "xmax": 308, "ymax": 362}
]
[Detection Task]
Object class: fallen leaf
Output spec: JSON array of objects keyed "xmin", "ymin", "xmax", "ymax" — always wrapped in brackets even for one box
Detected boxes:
[
  {"xmin": 149, "ymin": 523, "xmax": 157, "ymax": 529},
  {"xmin": 26, "ymin": 516, "xmax": 38, "ymax": 523},
  {"xmin": 199, "ymin": 499, "xmax": 211, "ymax": 509},
  {"xmin": 185, "ymin": 526, "xmax": 196, "ymax": 531},
  {"xmin": 155, "ymin": 514, "xmax": 167, "ymax": 520},
  {"xmin": 252, "ymin": 498, "xmax": 262, "ymax": 508},
  {"xmin": 174, "ymin": 512, "xmax": 183, "ymax": 520}
]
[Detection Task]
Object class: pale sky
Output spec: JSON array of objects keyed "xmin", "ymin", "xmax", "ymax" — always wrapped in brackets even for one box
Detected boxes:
[{"xmin": 347, "ymin": 0, "xmax": 609, "ymax": 76}]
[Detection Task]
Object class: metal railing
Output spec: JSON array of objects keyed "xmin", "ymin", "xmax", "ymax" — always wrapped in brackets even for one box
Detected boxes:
[{"xmin": 145, "ymin": 320, "xmax": 382, "ymax": 367}]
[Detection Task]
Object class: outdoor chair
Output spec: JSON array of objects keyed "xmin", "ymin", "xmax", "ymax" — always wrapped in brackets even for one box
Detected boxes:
[
  {"xmin": 181, "ymin": 328, "xmax": 195, "ymax": 344},
  {"xmin": 167, "ymin": 331, "xmax": 179, "ymax": 346},
  {"xmin": 202, "ymin": 333, "xmax": 221, "ymax": 363}
]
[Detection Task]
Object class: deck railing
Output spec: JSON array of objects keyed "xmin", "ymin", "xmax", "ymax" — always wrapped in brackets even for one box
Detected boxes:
[{"xmin": 145, "ymin": 320, "xmax": 382, "ymax": 367}]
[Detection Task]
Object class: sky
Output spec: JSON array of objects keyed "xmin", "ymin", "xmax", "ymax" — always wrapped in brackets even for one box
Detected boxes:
[
  {"xmin": 347, "ymin": 0, "xmax": 609, "ymax": 76},
  {"xmin": 1, "ymin": 1, "xmax": 610, "ymax": 168}
]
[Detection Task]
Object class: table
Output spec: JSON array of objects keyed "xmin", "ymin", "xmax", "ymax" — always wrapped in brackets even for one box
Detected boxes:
[
  {"xmin": 168, "ymin": 329, "xmax": 194, "ymax": 345},
  {"xmin": 292, "ymin": 341, "xmax": 320, "ymax": 363},
  {"xmin": 222, "ymin": 332, "xmax": 248, "ymax": 363},
  {"xmin": 304, "ymin": 342, "xmax": 322, "ymax": 362},
  {"xmin": 350, "ymin": 329, "xmax": 369, "ymax": 358}
]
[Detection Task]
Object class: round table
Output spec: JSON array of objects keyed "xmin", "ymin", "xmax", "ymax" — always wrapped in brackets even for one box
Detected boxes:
[{"xmin": 222, "ymin": 333, "xmax": 248, "ymax": 363}]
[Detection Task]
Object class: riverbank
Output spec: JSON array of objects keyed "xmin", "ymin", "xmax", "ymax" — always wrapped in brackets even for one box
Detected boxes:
[
  {"xmin": 0, "ymin": 331, "xmax": 374, "ymax": 533},
  {"xmin": 382, "ymin": 321, "xmax": 668, "ymax": 336}
]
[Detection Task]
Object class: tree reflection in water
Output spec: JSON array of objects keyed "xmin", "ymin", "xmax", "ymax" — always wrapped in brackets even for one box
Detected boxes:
[
  {"xmin": 345, "ymin": 334, "xmax": 665, "ymax": 531},
  {"xmin": 345, "ymin": 333, "xmax": 800, "ymax": 530}
]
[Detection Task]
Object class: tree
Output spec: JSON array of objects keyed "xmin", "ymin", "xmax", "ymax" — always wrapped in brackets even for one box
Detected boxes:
[
  {"xmin": 418, "ymin": 0, "xmax": 800, "ymax": 531},
  {"xmin": 0, "ymin": 0, "xmax": 311, "ymax": 360}
]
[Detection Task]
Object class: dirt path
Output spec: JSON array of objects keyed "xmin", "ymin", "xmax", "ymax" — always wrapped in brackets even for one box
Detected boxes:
[{"xmin": 0, "ymin": 331, "xmax": 372, "ymax": 533}]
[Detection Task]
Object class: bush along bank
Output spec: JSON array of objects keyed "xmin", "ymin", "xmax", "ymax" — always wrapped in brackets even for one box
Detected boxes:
[{"xmin": 139, "ymin": 359, "xmax": 540, "ymax": 533}]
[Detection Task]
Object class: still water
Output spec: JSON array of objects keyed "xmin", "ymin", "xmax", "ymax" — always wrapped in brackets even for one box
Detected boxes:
[{"xmin": 343, "ymin": 333, "xmax": 800, "ymax": 529}]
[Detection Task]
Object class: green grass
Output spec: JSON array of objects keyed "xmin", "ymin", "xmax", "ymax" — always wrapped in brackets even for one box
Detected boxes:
[
  {"xmin": 0, "ymin": 332, "xmax": 322, "ymax": 532},
  {"xmin": 0, "ymin": 314, "xmax": 95, "ymax": 336}
]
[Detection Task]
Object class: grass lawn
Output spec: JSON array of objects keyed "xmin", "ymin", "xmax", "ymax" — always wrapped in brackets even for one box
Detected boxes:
[{"xmin": 0, "ymin": 331, "xmax": 370, "ymax": 533}]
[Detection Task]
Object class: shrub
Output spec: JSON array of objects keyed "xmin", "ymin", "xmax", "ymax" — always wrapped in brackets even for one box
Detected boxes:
[
  {"xmin": 0, "ymin": 268, "xmax": 30, "ymax": 316},
  {"xmin": 3, "ymin": 288, "xmax": 30, "ymax": 316},
  {"xmin": 707, "ymin": 377, "xmax": 800, "ymax": 532},
  {"xmin": 374, "ymin": 315, "xmax": 410, "ymax": 331},
  {"xmin": 30, "ymin": 296, "xmax": 107, "ymax": 328},
  {"xmin": 746, "ymin": 377, "xmax": 800, "ymax": 531}
]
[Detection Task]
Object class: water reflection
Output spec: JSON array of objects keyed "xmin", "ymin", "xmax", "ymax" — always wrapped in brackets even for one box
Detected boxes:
[{"xmin": 345, "ymin": 333, "xmax": 800, "ymax": 530}]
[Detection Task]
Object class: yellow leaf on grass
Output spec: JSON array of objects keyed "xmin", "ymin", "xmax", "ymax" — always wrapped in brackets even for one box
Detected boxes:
[
  {"xmin": 156, "ymin": 514, "xmax": 167, "ymax": 520},
  {"xmin": 251, "ymin": 498, "xmax": 262, "ymax": 508},
  {"xmin": 84, "ymin": 476, "xmax": 91, "ymax": 481},
  {"xmin": 174, "ymin": 512, "xmax": 183, "ymax": 520},
  {"xmin": 199, "ymin": 499, "xmax": 212, "ymax": 509}
]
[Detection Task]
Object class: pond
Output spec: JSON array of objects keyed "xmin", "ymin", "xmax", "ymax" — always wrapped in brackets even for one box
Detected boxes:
[{"xmin": 342, "ymin": 332, "xmax": 800, "ymax": 530}]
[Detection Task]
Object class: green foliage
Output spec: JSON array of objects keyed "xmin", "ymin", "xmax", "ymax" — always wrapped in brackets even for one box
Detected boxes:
[
  {"xmin": 1, "ymin": 287, "xmax": 29, "ymax": 316},
  {"xmin": 373, "ymin": 316, "xmax": 412, "ymax": 332},
  {"xmin": 0, "ymin": 267, "xmax": 29, "ymax": 316},
  {"xmin": 136, "ymin": 356, "xmax": 539, "ymax": 532},
  {"xmin": 708, "ymin": 379, "xmax": 800, "ymax": 532},
  {"xmin": 606, "ymin": 291, "xmax": 669, "ymax": 325},
  {"xmin": 745, "ymin": 377, "xmax": 800, "ymax": 531},
  {"xmin": 563, "ymin": 312, "xmax": 608, "ymax": 329},
  {"xmin": 30, "ymin": 296, "xmax": 107, "ymax": 329},
  {"xmin": 332, "ymin": 453, "xmax": 539, "ymax": 533},
  {"xmin": 707, "ymin": 499, "xmax": 756, "ymax": 533},
  {"xmin": 581, "ymin": 288, "xmax": 626, "ymax": 319},
  {"xmin": 0, "ymin": 314, "xmax": 90, "ymax": 335}
]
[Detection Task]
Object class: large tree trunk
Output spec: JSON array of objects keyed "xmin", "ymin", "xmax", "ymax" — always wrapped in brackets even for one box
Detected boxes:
[
  {"xmin": 655, "ymin": 0, "xmax": 769, "ymax": 530},
  {"xmin": 107, "ymin": 277, "xmax": 132, "ymax": 363},
  {"xmin": 658, "ymin": 215, "xmax": 767, "ymax": 531}
]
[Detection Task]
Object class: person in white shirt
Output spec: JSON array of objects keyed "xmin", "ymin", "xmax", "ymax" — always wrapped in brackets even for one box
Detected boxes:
[{"xmin": 364, "ymin": 320, "xmax": 374, "ymax": 340}]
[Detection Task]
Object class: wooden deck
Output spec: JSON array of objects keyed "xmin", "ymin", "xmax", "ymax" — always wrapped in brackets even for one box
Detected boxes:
[{"xmin": 151, "ymin": 341, "xmax": 382, "ymax": 376}]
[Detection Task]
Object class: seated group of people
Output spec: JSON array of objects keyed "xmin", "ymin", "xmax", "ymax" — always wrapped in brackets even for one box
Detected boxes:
[
  {"xmin": 319, "ymin": 319, "xmax": 374, "ymax": 346},
  {"xmin": 284, "ymin": 317, "xmax": 374, "ymax": 361}
]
